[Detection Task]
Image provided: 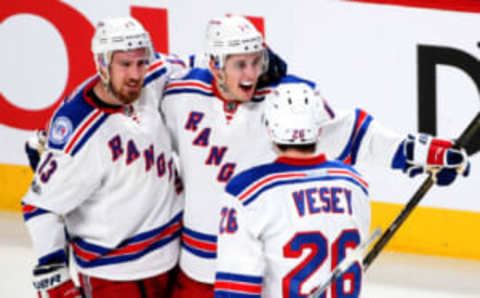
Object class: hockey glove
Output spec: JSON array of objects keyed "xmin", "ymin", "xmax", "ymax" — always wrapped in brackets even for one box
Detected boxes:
[
  {"xmin": 256, "ymin": 47, "xmax": 287, "ymax": 89},
  {"xmin": 25, "ymin": 130, "xmax": 47, "ymax": 171},
  {"xmin": 402, "ymin": 133, "xmax": 470, "ymax": 186},
  {"xmin": 33, "ymin": 262, "xmax": 82, "ymax": 298}
]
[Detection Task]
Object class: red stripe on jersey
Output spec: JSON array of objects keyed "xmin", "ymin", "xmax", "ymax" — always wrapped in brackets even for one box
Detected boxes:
[
  {"xmin": 64, "ymin": 110, "xmax": 103, "ymax": 154},
  {"xmin": 106, "ymin": 222, "xmax": 181, "ymax": 257},
  {"xmin": 327, "ymin": 169, "xmax": 369, "ymax": 188},
  {"xmin": 72, "ymin": 243, "xmax": 99, "ymax": 262},
  {"xmin": 214, "ymin": 281, "xmax": 262, "ymax": 294},
  {"xmin": 148, "ymin": 60, "xmax": 164, "ymax": 71},
  {"xmin": 238, "ymin": 173, "xmax": 307, "ymax": 202},
  {"xmin": 343, "ymin": 156, "xmax": 352, "ymax": 165},
  {"xmin": 22, "ymin": 204, "xmax": 36, "ymax": 213},
  {"xmin": 182, "ymin": 233, "xmax": 217, "ymax": 252},
  {"xmin": 353, "ymin": 110, "xmax": 368, "ymax": 135},
  {"xmin": 165, "ymin": 81, "xmax": 212, "ymax": 91},
  {"xmin": 254, "ymin": 88, "xmax": 271, "ymax": 96}
]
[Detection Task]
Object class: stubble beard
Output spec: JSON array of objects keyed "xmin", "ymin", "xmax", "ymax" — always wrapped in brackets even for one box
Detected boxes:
[{"xmin": 110, "ymin": 81, "xmax": 142, "ymax": 105}]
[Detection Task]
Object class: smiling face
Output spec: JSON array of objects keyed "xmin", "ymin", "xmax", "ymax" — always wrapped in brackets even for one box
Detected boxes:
[
  {"xmin": 212, "ymin": 51, "xmax": 265, "ymax": 102},
  {"xmin": 108, "ymin": 48, "xmax": 149, "ymax": 105}
]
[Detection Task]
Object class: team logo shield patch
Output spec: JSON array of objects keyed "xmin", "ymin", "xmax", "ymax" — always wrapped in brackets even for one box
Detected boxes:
[{"xmin": 50, "ymin": 116, "xmax": 73, "ymax": 145}]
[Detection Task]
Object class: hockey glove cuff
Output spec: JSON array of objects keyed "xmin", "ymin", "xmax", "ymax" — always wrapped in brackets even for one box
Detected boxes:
[{"xmin": 33, "ymin": 263, "xmax": 82, "ymax": 298}]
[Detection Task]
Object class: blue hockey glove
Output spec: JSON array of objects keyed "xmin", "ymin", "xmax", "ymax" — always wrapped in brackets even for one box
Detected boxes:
[
  {"xmin": 396, "ymin": 133, "xmax": 470, "ymax": 186},
  {"xmin": 256, "ymin": 46, "xmax": 287, "ymax": 89}
]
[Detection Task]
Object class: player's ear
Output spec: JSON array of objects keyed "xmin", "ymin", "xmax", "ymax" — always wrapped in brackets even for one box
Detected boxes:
[{"xmin": 209, "ymin": 59, "xmax": 223, "ymax": 81}]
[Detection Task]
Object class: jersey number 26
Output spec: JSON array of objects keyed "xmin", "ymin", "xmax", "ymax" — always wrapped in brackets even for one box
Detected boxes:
[{"xmin": 283, "ymin": 229, "xmax": 361, "ymax": 298}]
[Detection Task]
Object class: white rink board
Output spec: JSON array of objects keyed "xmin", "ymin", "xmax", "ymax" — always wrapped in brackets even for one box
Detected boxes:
[{"xmin": 1, "ymin": 0, "xmax": 479, "ymax": 211}]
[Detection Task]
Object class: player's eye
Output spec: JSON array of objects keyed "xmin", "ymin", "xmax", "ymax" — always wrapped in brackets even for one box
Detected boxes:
[
  {"xmin": 252, "ymin": 56, "xmax": 262, "ymax": 67},
  {"xmin": 234, "ymin": 60, "xmax": 247, "ymax": 70},
  {"xmin": 119, "ymin": 61, "xmax": 131, "ymax": 67},
  {"xmin": 138, "ymin": 59, "xmax": 149, "ymax": 67}
]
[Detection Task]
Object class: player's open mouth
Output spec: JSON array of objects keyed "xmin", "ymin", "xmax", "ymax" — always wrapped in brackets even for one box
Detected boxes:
[
  {"xmin": 239, "ymin": 82, "xmax": 253, "ymax": 92},
  {"xmin": 126, "ymin": 82, "xmax": 141, "ymax": 90}
]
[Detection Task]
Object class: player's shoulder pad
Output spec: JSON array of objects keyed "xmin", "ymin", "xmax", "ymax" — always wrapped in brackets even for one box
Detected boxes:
[
  {"xmin": 46, "ymin": 76, "xmax": 112, "ymax": 156},
  {"xmin": 143, "ymin": 54, "xmax": 171, "ymax": 87},
  {"xmin": 163, "ymin": 67, "xmax": 214, "ymax": 97},
  {"xmin": 153, "ymin": 52, "xmax": 187, "ymax": 67},
  {"xmin": 253, "ymin": 74, "xmax": 317, "ymax": 102},
  {"xmin": 225, "ymin": 162, "xmax": 284, "ymax": 198},
  {"xmin": 227, "ymin": 159, "xmax": 369, "ymax": 207}
]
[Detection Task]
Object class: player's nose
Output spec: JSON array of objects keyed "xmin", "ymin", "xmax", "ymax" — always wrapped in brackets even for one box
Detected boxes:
[{"xmin": 128, "ymin": 65, "xmax": 144, "ymax": 80}]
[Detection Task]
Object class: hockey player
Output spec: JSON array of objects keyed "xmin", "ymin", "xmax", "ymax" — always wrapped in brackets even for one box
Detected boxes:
[
  {"xmin": 214, "ymin": 82, "xmax": 370, "ymax": 298},
  {"xmin": 22, "ymin": 17, "xmax": 184, "ymax": 297},
  {"xmin": 161, "ymin": 15, "xmax": 469, "ymax": 297}
]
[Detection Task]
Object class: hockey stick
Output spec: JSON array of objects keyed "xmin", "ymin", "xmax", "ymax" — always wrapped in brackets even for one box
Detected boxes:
[
  {"xmin": 307, "ymin": 227, "xmax": 382, "ymax": 298},
  {"xmin": 362, "ymin": 112, "xmax": 480, "ymax": 271}
]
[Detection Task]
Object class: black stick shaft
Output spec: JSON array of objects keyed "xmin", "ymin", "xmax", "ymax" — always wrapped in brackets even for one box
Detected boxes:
[{"xmin": 363, "ymin": 112, "xmax": 480, "ymax": 271}]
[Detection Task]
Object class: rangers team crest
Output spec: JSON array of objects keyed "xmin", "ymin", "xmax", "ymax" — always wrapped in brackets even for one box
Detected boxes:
[{"xmin": 50, "ymin": 116, "xmax": 73, "ymax": 145}]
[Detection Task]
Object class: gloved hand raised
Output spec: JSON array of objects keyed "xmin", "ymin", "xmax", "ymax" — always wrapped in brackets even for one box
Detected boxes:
[{"xmin": 402, "ymin": 133, "xmax": 470, "ymax": 186}]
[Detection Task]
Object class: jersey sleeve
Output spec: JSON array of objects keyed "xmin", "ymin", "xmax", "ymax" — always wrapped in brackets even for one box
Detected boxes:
[
  {"xmin": 318, "ymin": 108, "xmax": 404, "ymax": 168},
  {"xmin": 22, "ymin": 136, "xmax": 105, "ymax": 264},
  {"xmin": 22, "ymin": 139, "xmax": 105, "ymax": 215},
  {"xmin": 214, "ymin": 193, "xmax": 264, "ymax": 298},
  {"xmin": 359, "ymin": 118, "xmax": 405, "ymax": 168},
  {"xmin": 165, "ymin": 53, "xmax": 189, "ymax": 79},
  {"xmin": 22, "ymin": 209, "xmax": 68, "ymax": 265}
]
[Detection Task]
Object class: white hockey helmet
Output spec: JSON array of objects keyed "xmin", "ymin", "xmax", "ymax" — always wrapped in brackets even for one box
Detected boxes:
[
  {"xmin": 205, "ymin": 15, "xmax": 268, "ymax": 70},
  {"xmin": 263, "ymin": 83, "xmax": 327, "ymax": 145},
  {"xmin": 91, "ymin": 16, "xmax": 153, "ymax": 80}
]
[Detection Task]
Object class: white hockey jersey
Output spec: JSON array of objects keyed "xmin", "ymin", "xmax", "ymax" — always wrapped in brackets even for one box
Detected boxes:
[
  {"xmin": 22, "ymin": 55, "xmax": 184, "ymax": 281},
  {"xmin": 161, "ymin": 69, "xmax": 404, "ymax": 283},
  {"xmin": 214, "ymin": 154, "xmax": 371, "ymax": 298}
]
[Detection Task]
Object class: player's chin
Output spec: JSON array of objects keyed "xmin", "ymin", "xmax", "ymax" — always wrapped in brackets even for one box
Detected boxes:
[
  {"xmin": 120, "ymin": 91, "xmax": 141, "ymax": 104},
  {"xmin": 235, "ymin": 87, "xmax": 255, "ymax": 102}
]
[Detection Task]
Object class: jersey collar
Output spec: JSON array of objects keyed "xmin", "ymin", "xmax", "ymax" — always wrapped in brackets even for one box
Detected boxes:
[
  {"xmin": 211, "ymin": 77, "xmax": 241, "ymax": 116},
  {"xmin": 275, "ymin": 154, "xmax": 327, "ymax": 166},
  {"xmin": 83, "ymin": 77, "xmax": 124, "ymax": 114}
]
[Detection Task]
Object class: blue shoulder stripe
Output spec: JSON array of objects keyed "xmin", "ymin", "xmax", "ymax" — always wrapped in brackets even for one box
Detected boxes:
[
  {"xmin": 143, "ymin": 67, "xmax": 167, "ymax": 87},
  {"xmin": 226, "ymin": 160, "xmax": 361, "ymax": 197},
  {"xmin": 47, "ymin": 78, "xmax": 111, "ymax": 156},
  {"xmin": 164, "ymin": 68, "xmax": 214, "ymax": 97},
  {"xmin": 336, "ymin": 108, "xmax": 373, "ymax": 165},
  {"xmin": 47, "ymin": 94, "xmax": 96, "ymax": 151},
  {"xmin": 70, "ymin": 113, "xmax": 110, "ymax": 156},
  {"xmin": 181, "ymin": 68, "xmax": 214, "ymax": 83},
  {"xmin": 242, "ymin": 175, "xmax": 368, "ymax": 207},
  {"xmin": 164, "ymin": 88, "xmax": 213, "ymax": 97}
]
